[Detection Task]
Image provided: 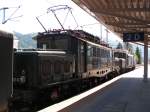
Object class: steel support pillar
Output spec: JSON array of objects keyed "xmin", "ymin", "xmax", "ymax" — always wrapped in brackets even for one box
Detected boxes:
[{"xmin": 143, "ymin": 35, "xmax": 148, "ymax": 82}]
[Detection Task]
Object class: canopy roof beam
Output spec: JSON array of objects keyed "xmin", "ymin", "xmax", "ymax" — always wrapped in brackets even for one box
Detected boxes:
[
  {"xmin": 107, "ymin": 24, "xmax": 150, "ymax": 28},
  {"xmin": 105, "ymin": 22, "xmax": 147, "ymax": 26},
  {"xmin": 91, "ymin": 9, "xmax": 150, "ymax": 24},
  {"xmin": 95, "ymin": 8, "xmax": 150, "ymax": 12}
]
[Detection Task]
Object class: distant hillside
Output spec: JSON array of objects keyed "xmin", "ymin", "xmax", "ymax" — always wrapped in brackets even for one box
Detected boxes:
[{"xmin": 14, "ymin": 32, "xmax": 37, "ymax": 49}]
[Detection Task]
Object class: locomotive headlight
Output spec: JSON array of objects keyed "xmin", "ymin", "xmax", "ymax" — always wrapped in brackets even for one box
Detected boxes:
[
  {"xmin": 20, "ymin": 76, "xmax": 26, "ymax": 84},
  {"xmin": 13, "ymin": 76, "xmax": 26, "ymax": 84},
  {"xmin": 13, "ymin": 69, "xmax": 26, "ymax": 84},
  {"xmin": 20, "ymin": 69, "xmax": 26, "ymax": 84}
]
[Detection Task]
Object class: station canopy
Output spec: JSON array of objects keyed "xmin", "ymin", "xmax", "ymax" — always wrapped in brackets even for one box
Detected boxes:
[{"xmin": 72, "ymin": 0, "xmax": 150, "ymax": 45}]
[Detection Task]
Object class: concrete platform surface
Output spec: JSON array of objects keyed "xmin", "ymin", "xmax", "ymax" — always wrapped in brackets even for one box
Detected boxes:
[{"xmin": 39, "ymin": 66, "xmax": 150, "ymax": 112}]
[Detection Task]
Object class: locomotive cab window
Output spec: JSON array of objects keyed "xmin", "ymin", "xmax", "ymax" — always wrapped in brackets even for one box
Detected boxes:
[
  {"xmin": 55, "ymin": 38, "xmax": 68, "ymax": 50},
  {"xmin": 39, "ymin": 42, "xmax": 50, "ymax": 49},
  {"xmin": 42, "ymin": 44, "xmax": 47, "ymax": 49}
]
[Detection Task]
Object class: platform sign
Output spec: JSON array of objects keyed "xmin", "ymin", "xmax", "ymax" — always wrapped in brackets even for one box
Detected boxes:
[{"xmin": 123, "ymin": 32, "xmax": 144, "ymax": 42}]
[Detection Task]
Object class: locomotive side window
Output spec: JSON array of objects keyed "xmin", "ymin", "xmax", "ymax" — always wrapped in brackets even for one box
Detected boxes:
[
  {"xmin": 93, "ymin": 47, "xmax": 96, "ymax": 56},
  {"xmin": 87, "ymin": 45, "xmax": 93, "ymax": 56},
  {"xmin": 40, "ymin": 42, "xmax": 49, "ymax": 49},
  {"xmin": 81, "ymin": 44, "xmax": 84, "ymax": 53},
  {"xmin": 87, "ymin": 44, "xmax": 103, "ymax": 70},
  {"xmin": 106, "ymin": 50, "xmax": 110, "ymax": 63},
  {"xmin": 92, "ymin": 47, "xmax": 98, "ymax": 69},
  {"xmin": 97, "ymin": 48, "xmax": 100, "ymax": 57},
  {"xmin": 43, "ymin": 44, "xmax": 47, "ymax": 49},
  {"xmin": 100, "ymin": 48, "xmax": 104, "ymax": 65},
  {"xmin": 87, "ymin": 45, "xmax": 93, "ymax": 70},
  {"xmin": 99, "ymin": 48, "xmax": 111, "ymax": 67},
  {"xmin": 80, "ymin": 42, "xmax": 86, "ymax": 72}
]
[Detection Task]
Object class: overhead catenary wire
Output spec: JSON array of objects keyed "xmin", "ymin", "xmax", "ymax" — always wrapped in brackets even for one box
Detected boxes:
[
  {"xmin": 70, "ymin": 9, "xmax": 79, "ymax": 29},
  {"xmin": 36, "ymin": 17, "xmax": 47, "ymax": 32},
  {"xmin": 47, "ymin": 5, "xmax": 79, "ymax": 30},
  {"xmin": 62, "ymin": 8, "xmax": 71, "ymax": 26},
  {"xmin": 1, "ymin": 5, "xmax": 22, "ymax": 24},
  {"xmin": 50, "ymin": 10, "xmax": 65, "ymax": 30}
]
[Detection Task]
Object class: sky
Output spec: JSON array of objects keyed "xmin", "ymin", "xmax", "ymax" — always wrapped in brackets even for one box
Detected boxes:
[{"xmin": 0, "ymin": 0, "xmax": 122, "ymax": 44}]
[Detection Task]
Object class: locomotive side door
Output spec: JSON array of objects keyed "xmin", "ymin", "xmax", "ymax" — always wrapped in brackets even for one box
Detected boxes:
[
  {"xmin": 71, "ymin": 38, "xmax": 87, "ymax": 78},
  {"xmin": 76, "ymin": 40, "xmax": 87, "ymax": 77},
  {"xmin": 80, "ymin": 41, "xmax": 87, "ymax": 73}
]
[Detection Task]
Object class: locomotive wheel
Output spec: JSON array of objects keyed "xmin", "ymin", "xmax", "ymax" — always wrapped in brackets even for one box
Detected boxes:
[{"xmin": 50, "ymin": 88, "xmax": 59, "ymax": 101}]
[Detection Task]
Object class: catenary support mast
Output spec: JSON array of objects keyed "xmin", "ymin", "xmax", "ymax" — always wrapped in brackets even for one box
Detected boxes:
[{"xmin": 144, "ymin": 35, "xmax": 148, "ymax": 82}]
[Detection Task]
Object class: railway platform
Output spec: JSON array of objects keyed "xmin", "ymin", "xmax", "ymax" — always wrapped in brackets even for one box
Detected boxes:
[{"xmin": 39, "ymin": 65, "xmax": 150, "ymax": 112}]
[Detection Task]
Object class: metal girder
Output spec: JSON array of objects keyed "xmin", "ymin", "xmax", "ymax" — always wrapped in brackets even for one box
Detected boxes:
[
  {"xmin": 134, "ymin": 41, "xmax": 150, "ymax": 47},
  {"xmin": 96, "ymin": 8, "xmax": 150, "ymax": 12},
  {"xmin": 91, "ymin": 9, "xmax": 150, "ymax": 24},
  {"xmin": 115, "ymin": 30, "xmax": 150, "ymax": 35},
  {"xmin": 107, "ymin": 24, "xmax": 150, "ymax": 28},
  {"xmin": 105, "ymin": 22, "xmax": 147, "ymax": 26}
]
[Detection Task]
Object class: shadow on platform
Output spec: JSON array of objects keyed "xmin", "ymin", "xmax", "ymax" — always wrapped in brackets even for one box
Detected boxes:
[{"xmin": 60, "ymin": 76, "xmax": 150, "ymax": 112}]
